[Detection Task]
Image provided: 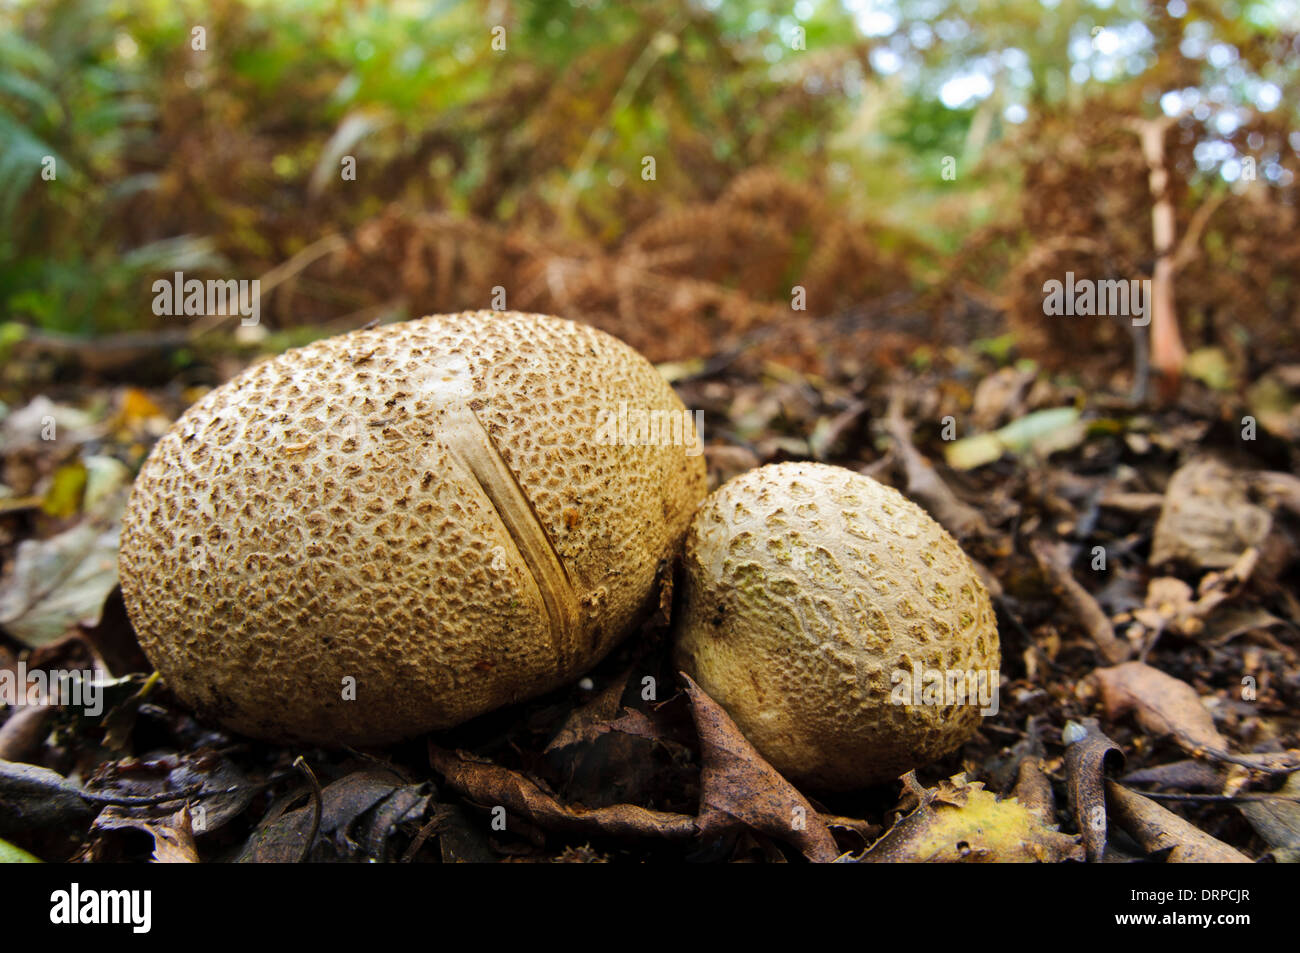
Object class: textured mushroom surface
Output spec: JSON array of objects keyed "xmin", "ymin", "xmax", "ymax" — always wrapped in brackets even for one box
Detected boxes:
[
  {"xmin": 674, "ymin": 461, "xmax": 999, "ymax": 790},
  {"xmin": 119, "ymin": 311, "xmax": 707, "ymax": 743}
]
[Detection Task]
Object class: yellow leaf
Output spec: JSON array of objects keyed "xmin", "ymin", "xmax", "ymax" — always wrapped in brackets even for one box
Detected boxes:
[
  {"xmin": 856, "ymin": 774, "xmax": 1083, "ymax": 863},
  {"xmin": 40, "ymin": 463, "xmax": 87, "ymax": 518}
]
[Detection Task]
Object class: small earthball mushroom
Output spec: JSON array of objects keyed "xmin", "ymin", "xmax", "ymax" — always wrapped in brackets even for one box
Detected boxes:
[
  {"xmin": 674, "ymin": 461, "xmax": 999, "ymax": 790},
  {"xmin": 119, "ymin": 311, "xmax": 707, "ymax": 744}
]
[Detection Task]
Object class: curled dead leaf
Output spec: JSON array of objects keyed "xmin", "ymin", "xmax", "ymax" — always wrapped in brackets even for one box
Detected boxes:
[{"xmin": 1063, "ymin": 717, "xmax": 1124, "ymax": 862}]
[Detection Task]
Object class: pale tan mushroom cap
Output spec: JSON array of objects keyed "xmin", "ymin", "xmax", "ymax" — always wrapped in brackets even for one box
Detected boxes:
[
  {"xmin": 119, "ymin": 311, "xmax": 707, "ymax": 743},
  {"xmin": 674, "ymin": 461, "xmax": 999, "ymax": 790}
]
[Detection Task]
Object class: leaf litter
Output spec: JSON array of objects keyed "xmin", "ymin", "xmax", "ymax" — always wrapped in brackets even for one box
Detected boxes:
[{"xmin": 2, "ymin": 333, "xmax": 1299, "ymax": 863}]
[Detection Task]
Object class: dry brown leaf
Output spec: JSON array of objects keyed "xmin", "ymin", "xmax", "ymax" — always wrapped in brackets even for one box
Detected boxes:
[
  {"xmin": 1135, "ymin": 550, "xmax": 1264, "ymax": 639},
  {"xmin": 93, "ymin": 804, "xmax": 199, "ymax": 863},
  {"xmin": 1097, "ymin": 662, "xmax": 1300, "ymax": 774},
  {"xmin": 1105, "ymin": 780, "xmax": 1250, "ymax": 862},
  {"xmin": 1094, "ymin": 661, "xmax": 1228, "ymax": 752},
  {"xmin": 1250, "ymin": 470, "xmax": 1300, "ymax": 519},
  {"xmin": 1237, "ymin": 773, "xmax": 1300, "ymax": 862},
  {"xmin": 603, "ymin": 707, "xmax": 672, "ymax": 744},
  {"xmin": 1134, "ymin": 576, "xmax": 1197, "ymax": 634},
  {"xmin": 0, "ymin": 514, "xmax": 124, "ymax": 648},
  {"xmin": 1201, "ymin": 604, "xmax": 1287, "ymax": 645},
  {"xmin": 429, "ymin": 744, "xmax": 697, "ymax": 841},
  {"xmin": 1150, "ymin": 458, "xmax": 1270, "ymax": 568},
  {"xmin": 237, "ymin": 766, "xmax": 425, "ymax": 862},
  {"xmin": 361, "ymin": 784, "xmax": 431, "ymax": 858},
  {"xmin": 540, "ymin": 672, "xmax": 682, "ymax": 755},
  {"xmin": 683, "ymin": 674, "xmax": 840, "ymax": 863},
  {"xmin": 236, "ymin": 789, "xmax": 317, "ymax": 863},
  {"xmin": 86, "ymin": 749, "xmax": 256, "ymax": 837},
  {"xmin": 544, "ymin": 669, "xmax": 634, "ymax": 753}
]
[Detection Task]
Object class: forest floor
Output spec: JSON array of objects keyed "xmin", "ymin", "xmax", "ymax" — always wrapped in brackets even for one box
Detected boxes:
[{"xmin": 1, "ymin": 313, "xmax": 1299, "ymax": 863}]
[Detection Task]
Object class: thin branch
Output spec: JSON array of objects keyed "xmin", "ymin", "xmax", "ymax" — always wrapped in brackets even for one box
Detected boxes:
[{"xmin": 293, "ymin": 756, "xmax": 323, "ymax": 864}]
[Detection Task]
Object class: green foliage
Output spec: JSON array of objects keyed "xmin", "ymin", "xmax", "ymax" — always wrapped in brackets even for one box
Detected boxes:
[
  {"xmin": 0, "ymin": 0, "xmax": 1295, "ymax": 336},
  {"xmin": 0, "ymin": 0, "xmax": 220, "ymax": 333}
]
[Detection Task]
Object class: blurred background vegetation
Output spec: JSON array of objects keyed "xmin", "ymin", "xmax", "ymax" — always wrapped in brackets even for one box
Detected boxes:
[{"xmin": 1, "ymin": 0, "xmax": 1298, "ymax": 388}]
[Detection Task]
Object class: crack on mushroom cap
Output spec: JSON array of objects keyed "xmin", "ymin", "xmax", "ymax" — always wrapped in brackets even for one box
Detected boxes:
[{"xmin": 436, "ymin": 399, "xmax": 579, "ymax": 672}]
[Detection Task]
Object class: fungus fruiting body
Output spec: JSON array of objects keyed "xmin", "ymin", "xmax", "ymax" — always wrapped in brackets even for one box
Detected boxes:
[
  {"xmin": 119, "ymin": 311, "xmax": 707, "ymax": 744},
  {"xmin": 674, "ymin": 461, "xmax": 1000, "ymax": 790}
]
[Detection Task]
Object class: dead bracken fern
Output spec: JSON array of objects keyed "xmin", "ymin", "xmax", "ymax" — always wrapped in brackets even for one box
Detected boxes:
[
  {"xmin": 946, "ymin": 102, "xmax": 1300, "ymax": 382},
  {"xmin": 333, "ymin": 168, "xmax": 915, "ymax": 371}
]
